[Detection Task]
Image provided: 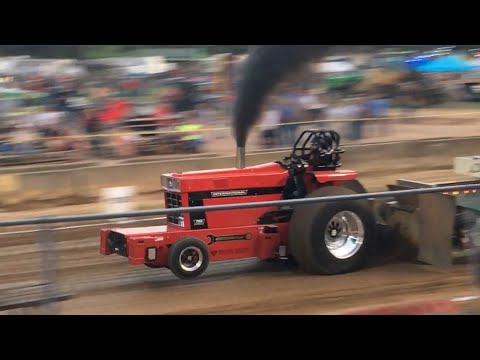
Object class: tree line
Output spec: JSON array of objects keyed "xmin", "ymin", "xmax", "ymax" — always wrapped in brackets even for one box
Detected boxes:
[
  {"xmin": 0, "ymin": 45, "xmax": 250, "ymax": 59},
  {"xmin": 0, "ymin": 45, "xmax": 477, "ymax": 60}
]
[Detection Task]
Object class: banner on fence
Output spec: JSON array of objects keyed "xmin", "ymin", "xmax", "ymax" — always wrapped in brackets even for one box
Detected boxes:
[{"xmin": 100, "ymin": 186, "xmax": 137, "ymax": 222}]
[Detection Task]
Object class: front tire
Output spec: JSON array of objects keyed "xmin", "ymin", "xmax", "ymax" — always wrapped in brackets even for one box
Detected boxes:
[
  {"xmin": 144, "ymin": 264, "xmax": 163, "ymax": 269},
  {"xmin": 168, "ymin": 237, "xmax": 210, "ymax": 280},
  {"xmin": 289, "ymin": 186, "xmax": 375, "ymax": 275}
]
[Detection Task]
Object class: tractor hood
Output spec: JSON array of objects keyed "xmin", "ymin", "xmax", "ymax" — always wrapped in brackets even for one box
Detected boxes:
[
  {"xmin": 174, "ymin": 162, "xmax": 285, "ymax": 178},
  {"xmin": 161, "ymin": 162, "xmax": 288, "ymax": 193}
]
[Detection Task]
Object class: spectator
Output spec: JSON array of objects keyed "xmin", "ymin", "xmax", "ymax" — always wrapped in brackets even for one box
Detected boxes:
[
  {"xmin": 12, "ymin": 123, "xmax": 36, "ymax": 154},
  {"xmin": 0, "ymin": 123, "xmax": 14, "ymax": 153},
  {"xmin": 277, "ymin": 96, "xmax": 299, "ymax": 145},
  {"xmin": 154, "ymin": 100, "xmax": 174, "ymax": 122},
  {"xmin": 29, "ymin": 106, "xmax": 63, "ymax": 150},
  {"xmin": 83, "ymin": 107, "xmax": 102, "ymax": 157},
  {"xmin": 299, "ymin": 88, "xmax": 327, "ymax": 123},
  {"xmin": 196, "ymin": 102, "xmax": 219, "ymax": 140},
  {"xmin": 350, "ymin": 97, "xmax": 369, "ymax": 141},
  {"xmin": 259, "ymin": 107, "xmax": 281, "ymax": 147},
  {"xmin": 111, "ymin": 124, "xmax": 140, "ymax": 159},
  {"xmin": 174, "ymin": 112, "xmax": 205, "ymax": 153},
  {"xmin": 347, "ymin": 98, "xmax": 368, "ymax": 141},
  {"xmin": 367, "ymin": 94, "xmax": 391, "ymax": 137}
]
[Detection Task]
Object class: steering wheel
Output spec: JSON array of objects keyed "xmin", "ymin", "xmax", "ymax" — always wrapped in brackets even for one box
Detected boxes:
[{"xmin": 282, "ymin": 153, "xmax": 307, "ymax": 172}]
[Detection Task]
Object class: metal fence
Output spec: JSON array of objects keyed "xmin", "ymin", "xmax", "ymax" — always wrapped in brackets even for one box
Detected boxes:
[
  {"xmin": 6, "ymin": 110, "xmax": 480, "ymax": 144},
  {"xmin": 3, "ymin": 183, "xmax": 480, "ymax": 227}
]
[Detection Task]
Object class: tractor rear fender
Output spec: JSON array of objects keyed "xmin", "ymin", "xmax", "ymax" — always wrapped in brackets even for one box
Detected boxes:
[
  {"xmin": 312, "ymin": 170, "xmax": 358, "ymax": 185},
  {"xmin": 341, "ymin": 179, "xmax": 368, "ymax": 194},
  {"xmin": 381, "ymin": 193, "xmax": 457, "ymax": 267}
]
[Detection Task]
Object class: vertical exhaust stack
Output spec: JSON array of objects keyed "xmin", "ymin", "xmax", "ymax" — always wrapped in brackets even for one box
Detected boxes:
[
  {"xmin": 232, "ymin": 46, "xmax": 333, "ymax": 161},
  {"xmin": 236, "ymin": 147, "xmax": 246, "ymax": 169}
]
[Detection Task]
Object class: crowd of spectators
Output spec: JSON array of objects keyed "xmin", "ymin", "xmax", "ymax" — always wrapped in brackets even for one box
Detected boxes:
[
  {"xmin": 0, "ymin": 66, "xmax": 234, "ymax": 160},
  {"xmin": 258, "ymin": 85, "xmax": 393, "ymax": 148}
]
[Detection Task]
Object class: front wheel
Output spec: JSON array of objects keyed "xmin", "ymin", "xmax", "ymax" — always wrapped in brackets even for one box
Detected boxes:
[
  {"xmin": 168, "ymin": 237, "xmax": 210, "ymax": 280},
  {"xmin": 289, "ymin": 186, "xmax": 376, "ymax": 275}
]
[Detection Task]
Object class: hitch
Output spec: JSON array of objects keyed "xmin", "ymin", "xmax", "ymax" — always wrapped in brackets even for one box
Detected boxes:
[{"xmin": 380, "ymin": 183, "xmax": 458, "ymax": 267}]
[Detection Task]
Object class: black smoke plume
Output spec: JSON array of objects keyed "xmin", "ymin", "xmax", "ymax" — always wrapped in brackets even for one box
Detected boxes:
[{"xmin": 233, "ymin": 45, "xmax": 334, "ymax": 148}]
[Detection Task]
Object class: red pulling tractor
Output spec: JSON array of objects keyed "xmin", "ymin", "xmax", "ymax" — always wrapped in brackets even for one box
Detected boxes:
[{"xmin": 100, "ymin": 130, "xmax": 380, "ymax": 279}]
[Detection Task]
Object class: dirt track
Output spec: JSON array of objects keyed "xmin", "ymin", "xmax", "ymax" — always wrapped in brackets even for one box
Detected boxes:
[
  {"xmin": 1, "ymin": 231, "xmax": 476, "ymax": 315},
  {"xmin": 60, "ymin": 261, "xmax": 477, "ymax": 315},
  {"xmin": 1, "ymin": 166, "xmax": 479, "ymax": 314}
]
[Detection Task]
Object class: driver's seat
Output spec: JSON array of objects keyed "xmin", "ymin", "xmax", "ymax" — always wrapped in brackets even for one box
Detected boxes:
[{"xmin": 307, "ymin": 133, "xmax": 343, "ymax": 170}]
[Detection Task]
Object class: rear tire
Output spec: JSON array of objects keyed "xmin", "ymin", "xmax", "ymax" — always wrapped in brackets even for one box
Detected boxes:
[
  {"xmin": 289, "ymin": 186, "xmax": 375, "ymax": 275},
  {"xmin": 168, "ymin": 237, "xmax": 210, "ymax": 280}
]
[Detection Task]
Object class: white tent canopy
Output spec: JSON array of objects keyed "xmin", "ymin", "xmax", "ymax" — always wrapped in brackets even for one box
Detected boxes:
[{"xmin": 312, "ymin": 60, "xmax": 357, "ymax": 73}]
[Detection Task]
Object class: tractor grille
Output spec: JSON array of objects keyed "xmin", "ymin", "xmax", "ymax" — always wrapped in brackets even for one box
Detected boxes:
[
  {"xmin": 165, "ymin": 192, "xmax": 184, "ymax": 226},
  {"xmin": 107, "ymin": 231, "xmax": 127, "ymax": 257}
]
